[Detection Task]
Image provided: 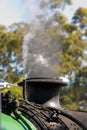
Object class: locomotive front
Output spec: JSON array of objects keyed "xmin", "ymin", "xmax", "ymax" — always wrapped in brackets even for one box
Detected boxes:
[{"xmin": 1, "ymin": 77, "xmax": 87, "ymax": 130}]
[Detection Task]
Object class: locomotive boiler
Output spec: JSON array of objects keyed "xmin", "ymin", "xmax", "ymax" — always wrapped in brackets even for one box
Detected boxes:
[{"xmin": 1, "ymin": 77, "xmax": 87, "ymax": 130}]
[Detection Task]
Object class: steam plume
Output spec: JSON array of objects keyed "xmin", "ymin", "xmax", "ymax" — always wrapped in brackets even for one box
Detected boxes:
[{"xmin": 22, "ymin": 0, "xmax": 63, "ymax": 78}]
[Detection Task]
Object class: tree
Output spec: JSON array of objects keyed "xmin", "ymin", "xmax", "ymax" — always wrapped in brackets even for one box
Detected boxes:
[
  {"xmin": 0, "ymin": 22, "xmax": 29, "ymax": 83},
  {"xmin": 59, "ymin": 8, "xmax": 87, "ymax": 108}
]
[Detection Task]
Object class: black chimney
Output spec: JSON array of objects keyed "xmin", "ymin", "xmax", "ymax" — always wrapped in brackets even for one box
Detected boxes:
[{"xmin": 18, "ymin": 77, "xmax": 68, "ymax": 109}]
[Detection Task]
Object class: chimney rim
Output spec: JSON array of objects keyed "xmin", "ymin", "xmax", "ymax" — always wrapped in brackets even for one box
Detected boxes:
[{"xmin": 18, "ymin": 77, "xmax": 68, "ymax": 87}]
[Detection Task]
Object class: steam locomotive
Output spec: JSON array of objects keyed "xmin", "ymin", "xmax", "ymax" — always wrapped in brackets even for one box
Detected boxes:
[{"xmin": 1, "ymin": 77, "xmax": 87, "ymax": 130}]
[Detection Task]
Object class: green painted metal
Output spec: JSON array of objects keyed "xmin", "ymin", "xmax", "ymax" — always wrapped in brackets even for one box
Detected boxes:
[
  {"xmin": 2, "ymin": 113, "xmax": 24, "ymax": 130},
  {"xmin": 1, "ymin": 113, "xmax": 37, "ymax": 130},
  {"xmin": 13, "ymin": 111, "xmax": 37, "ymax": 130}
]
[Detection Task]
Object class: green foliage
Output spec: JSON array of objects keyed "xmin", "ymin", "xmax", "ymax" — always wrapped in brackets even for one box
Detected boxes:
[
  {"xmin": 0, "ymin": 23, "xmax": 29, "ymax": 83},
  {"xmin": 63, "ymin": 24, "xmax": 77, "ymax": 33},
  {"xmin": 48, "ymin": 0, "xmax": 72, "ymax": 9},
  {"xmin": 72, "ymin": 8, "xmax": 87, "ymax": 28},
  {"xmin": 9, "ymin": 86, "xmax": 23, "ymax": 99},
  {"xmin": 58, "ymin": 7, "xmax": 87, "ymax": 110},
  {"xmin": 2, "ymin": 87, "xmax": 23, "ymax": 99},
  {"xmin": 60, "ymin": 95, "xmax": 79, "ymax": 110},
  {"xmin": 60, "ymin": 8, "xmax": 87, "ymax": 76}
]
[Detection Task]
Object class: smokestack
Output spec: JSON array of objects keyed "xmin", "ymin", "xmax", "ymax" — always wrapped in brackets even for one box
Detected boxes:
[{"xmin": 18, "ymin": 77, "xmax": 68, "ymax": 109}]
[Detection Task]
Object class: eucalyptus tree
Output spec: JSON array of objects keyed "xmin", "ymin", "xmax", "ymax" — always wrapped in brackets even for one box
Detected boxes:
[
  {"xmin": 0, "ymin": 23, "xmax": 29, "ymax": 82},
  {"xmin": 59, "ymin": 8, "xmax": 87, "ymax": 107}
]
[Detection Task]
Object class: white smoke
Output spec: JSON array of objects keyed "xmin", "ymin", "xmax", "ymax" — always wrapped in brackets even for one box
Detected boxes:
[
  {"xmin": 34, "ymin": 54, "xmax": 49, "ymax": 67},
  {"xmin": 22, "ymin": 0, "xmax": 63, "ymax": 77}
]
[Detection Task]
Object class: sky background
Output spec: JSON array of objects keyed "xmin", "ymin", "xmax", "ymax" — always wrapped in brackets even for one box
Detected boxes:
[{"xmin": 0, "ymin": 0, "xmax": 87, "ymax": 27}]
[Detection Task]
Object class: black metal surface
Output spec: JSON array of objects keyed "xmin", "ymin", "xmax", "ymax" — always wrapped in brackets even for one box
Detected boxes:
[
  {"xmin": 2, "ymin": 77, "xmax": 87, "ymax": 130},
  {"xmin": 18, "ymin": 77, "xmax": 67, "ymax": 105},
  {"xmin": 2, "ymin": 92, "xmax": 87, "ymax": 130}
]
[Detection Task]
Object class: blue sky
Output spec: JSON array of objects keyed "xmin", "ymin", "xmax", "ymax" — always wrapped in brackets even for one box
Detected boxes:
[
  {"xmin": 0, "ymin": 0, "xmax": 24, "ymax": 26},
  {"xmin": 0, "ymin": 0, "xmax": 87, "ymax": 27}
]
